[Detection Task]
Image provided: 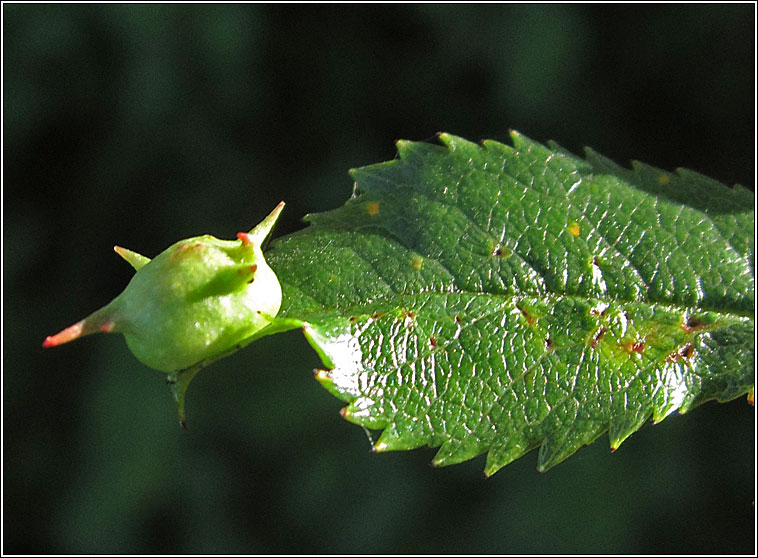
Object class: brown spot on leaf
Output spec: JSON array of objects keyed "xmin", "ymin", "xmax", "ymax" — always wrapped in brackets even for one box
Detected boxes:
[
  {"xmin": 591, "ymin": 327, "xmax": 606, "ymax": 348},
  {"xmin": 544, "ymin": 337, "xmax": 554, "ymax": 350},
  {"xmin": 492, "ymin": 246, "xmax": 510, "ymax": 258},
  {"xmin": 430, "ymin": 337, "xmax": 437, "ymax": 348},
  {"xmin": 516, "ymin": 303, "xmax": 535, "ymax": 326},
  {"xmin": 630, "ymin": 341, "xmax": 645, "ymax": 353},
  {"xmin": 682, "ymin": 315, "xmax": 708, "ymax": 333},
  {"xmin": 666, "ymin": 343, "xmax": 694, "ymax": 363}
]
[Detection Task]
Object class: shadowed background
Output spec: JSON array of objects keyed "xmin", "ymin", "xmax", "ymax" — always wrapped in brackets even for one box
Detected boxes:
[{"xmin": 4, "ymin": 4, "xmax": 754, "ymax": 554}]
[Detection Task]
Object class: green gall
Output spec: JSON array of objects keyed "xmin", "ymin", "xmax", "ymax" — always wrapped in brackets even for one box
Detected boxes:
[{"xmin": 44, "ymin": 203, "xmax": 285, "ymax": 405}]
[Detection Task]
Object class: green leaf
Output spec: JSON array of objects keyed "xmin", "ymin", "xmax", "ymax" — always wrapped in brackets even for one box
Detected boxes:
[{"xmin": 264, "ymin": 131, "xmax": 754, "ymax": 474}]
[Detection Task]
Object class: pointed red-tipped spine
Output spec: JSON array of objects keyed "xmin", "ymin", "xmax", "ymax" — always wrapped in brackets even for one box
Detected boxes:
[
  {"xmin": 247, "ymin": 201, "xmax": 285, "ymax": 246},
  {"xmin": 237, "ymin": 232, "xmax": 254, "ymax": 246},
  {"xmin": 43, "ymin": 306, "xmax": 118, "ymax": 348},
  {"xmin": 113, "ymin": 245, "xmax": 151, "ymax": 270},
  {"xmin": 43, "ymin": 321, "xmax": 86, "ymax": 347}
]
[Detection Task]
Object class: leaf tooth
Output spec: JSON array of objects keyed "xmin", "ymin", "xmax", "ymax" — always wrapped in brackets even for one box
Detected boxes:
[
  {"xmin": 483, "ymin": 439, "xmax": 531, "ymax": 478},
  {"xmin": 313, "ymin": 368, "xmax": 333, "ymax": 387},
  {"xmin": 608, "ymin": 404, "xmax": 650, "ymax": 451},
  {"xmin": 651, "ymin": 400, "xmax": 680, "ymax": 424},
  {"xmin": 392, "ymin": 137, "xmax": 446, "ymax": 167},
  {"xmin": 677, "ymin": 392, "xmax": 703, "ymax": 415},
  {"xmin": 340, "ymin": 396, "xmax": 382, "ymax": 428},
  {"xmin": 508, "ymin": 129, "xmax": 545, "ymax": 155},
  {"xmin": 431, "ymin": 437, "xmax": 484, "ymax": 468},
  {"xmin": 437, "ymin": 133, "xmax": 480, "ymax": 156},
  {"xmin": 583, "ymin": 146, "xmax": 623, "ymax": 174},
  {"xmin": 536, "ymin": 438, "xmax": 564, "ymax": 473},
  {"xmin": 538, "ymin": 421, "xmax": 606, "ymax": 472},
  {"xmin": 394, "ymin": 139, "xmax": 416, "ymax": 161},
  {"xmin": 373, "ymin": 421, "xmax": 428, "ymax": 453},
  {"xmin": 481, "ymin": 138, "xmax": 515, "ymax": 158}
]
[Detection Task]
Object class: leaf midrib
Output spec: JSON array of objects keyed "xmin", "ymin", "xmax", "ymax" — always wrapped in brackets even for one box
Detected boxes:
[{"xmin": 277, "ymin": 225, "xmax": 754, "ymax": 319}]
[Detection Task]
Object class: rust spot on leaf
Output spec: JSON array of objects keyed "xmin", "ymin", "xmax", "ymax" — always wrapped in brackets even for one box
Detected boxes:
[
  {"xmin": 666, "ymin": 343, "xmax": 694, "ymax": 362},
  {"xmin": 366, "ymin": 201, "xmax": 380, "ymax": 216},
  {"xmin": 622, "ymin": 339, "xmax": 646, "ymax": 354},
  {"xmin": 515, "ymin": 303, "xmax": 535, "ymax": 326},
  {"xmin": 410, "ymin": 255, "xmax": 423, "ymax": 271},
  {"xmin": 591, "ymin": 327, "xmax": 606, "ymax": 348},
  {"xmin": 371, "ymin": 312, "xmax": 385, "ymax": 320},
  {"xmin": 630, "ymin": 341, "xmax": 645, "ymax": 353},
  {"xmin": 492, "ymin": 246, "xmax": 511, "ymax": 258},
  {"xmin": 566, "ymin": 222, "xmax": 580, "ymax": 237},
  {"xmin": 589, "ymin": 306, "xmax": 607, "ymax": 317},
  {"xmin": 682, "ymin": 315, "xmax": 708, "ymax": 333}
]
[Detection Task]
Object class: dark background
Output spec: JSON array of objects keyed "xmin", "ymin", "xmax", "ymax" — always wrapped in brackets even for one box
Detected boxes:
[{"xmin": 4, "ymin": 4, "xmax": 755, "ymax": 554}]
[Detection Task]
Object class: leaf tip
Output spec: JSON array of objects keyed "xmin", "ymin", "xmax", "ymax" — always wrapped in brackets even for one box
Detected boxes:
[{"xmin": 372, "ymin": 441, "xmax": 389, "ymax": 453}]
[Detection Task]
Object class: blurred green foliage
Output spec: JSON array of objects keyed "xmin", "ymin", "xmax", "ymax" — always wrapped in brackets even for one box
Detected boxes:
[{"xmin": 4, "ymin": 4, "xmax": 754, "ymax": 554}]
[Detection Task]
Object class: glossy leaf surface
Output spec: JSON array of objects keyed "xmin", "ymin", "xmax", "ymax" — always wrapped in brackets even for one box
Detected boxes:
[{"xmin": 265, "ymin": 132, "xmax": 754, "ymax": 474}]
